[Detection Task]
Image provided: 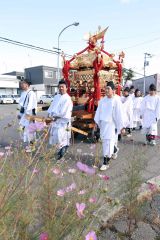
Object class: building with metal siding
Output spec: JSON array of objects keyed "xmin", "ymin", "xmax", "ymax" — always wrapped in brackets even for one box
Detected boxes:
[
  {"xmin": 25, "ymin": 65, "xmax": 61, "ymax": 94},
  {"xmin": 133, "ymin": 74, "xmax": 160, "ymax": 95},
  {"xmin": 2, "ymin": 65, "xmax": 61, "ymax": 96}
]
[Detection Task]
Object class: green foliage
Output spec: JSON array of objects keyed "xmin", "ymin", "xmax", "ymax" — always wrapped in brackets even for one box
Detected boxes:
[
  {"xmin": 0, "ymin": 135, "xmax": 107, "ymax": 239},
  {"xmin": 119, "ymin": 153, "xmax": 147, "ymax": 238},
  {"xmin": 123, "ymin": 68, "xmax": 135, "ymax": 84}
]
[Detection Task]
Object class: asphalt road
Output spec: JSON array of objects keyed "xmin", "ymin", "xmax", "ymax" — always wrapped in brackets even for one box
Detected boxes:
[{"xmin": 0, "ymin": 104, "xmax": 47, "ymax": 146}]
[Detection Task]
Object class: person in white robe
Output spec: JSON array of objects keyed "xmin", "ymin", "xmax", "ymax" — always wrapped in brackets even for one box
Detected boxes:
[
  {"xmin": 140, "ymin": 84, "xmax": 160, "ymax": 145},
  {"xmin": 94, "ymin": 81, "xmax": 124, "ymax": 171},
  {"xmin": 129, "ymin": 85, "xmax": 135, "ymax": 100},
  {"xmin": 48, "ymin": 80, "xmax": 73, "ymax": 159},
  {"xmin": 17, "ymin": 79, "xmax": 37, "ymax": 149},
  {"xmin": 112, "ymin": 92, "xmax": 122, "ymax": 158},
  {"xmin": 133, "ymin": 89, "xmax": 143, "ymax": 129},
  {"xmin": 121, "ymin": 87, "xmax": 133, "ymax": 137}
]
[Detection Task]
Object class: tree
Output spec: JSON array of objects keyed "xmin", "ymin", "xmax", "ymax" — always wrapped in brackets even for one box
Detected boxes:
[{"xmin": 123, "ymin": 68, "xmax": 135, "ymax": 85}]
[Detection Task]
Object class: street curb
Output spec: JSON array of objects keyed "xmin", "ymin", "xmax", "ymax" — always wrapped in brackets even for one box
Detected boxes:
[
  {"xmin": 137, "ymin": 175, "xmax": 160, "ymax": 202},
  {"xmin": 95, "ymin": 175, "xmax": 160, "ymax": 225}
]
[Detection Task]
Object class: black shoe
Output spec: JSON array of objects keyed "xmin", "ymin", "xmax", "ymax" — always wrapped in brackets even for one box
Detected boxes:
[
  {"xmin": 118, "ymin": 134, "xmax": 121, "ymax": 141},
  {"xmin": 146, "ymin": 134, "xmax": 151, "ymax": 143},
  {"xmin": 57, "ymin": 146, "xmax": 69, "ymax": 160},
  {"xmin": 103, "ymin": 157, "xmax": 111, "ymax": 165}
]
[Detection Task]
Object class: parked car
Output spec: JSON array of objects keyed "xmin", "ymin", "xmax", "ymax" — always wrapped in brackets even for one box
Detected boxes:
[
  {"xmin": 11, "ymin": 94, "xmax": 20, "ymax": 103},
  {"xmin": 39, "ymin": 95, "xmax": 53, "ymax": 104},
  {"xmin": 0, "ymin": 95, "xmax": 14, "ymax": 104}
]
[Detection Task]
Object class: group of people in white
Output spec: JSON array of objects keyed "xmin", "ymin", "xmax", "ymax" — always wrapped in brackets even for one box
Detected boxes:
[
  {"xmin": 95, "ymin": 81, "xmax": 160, "ymax": 170},
  {"xmin": 17, "ymin": 79, "xmax": 73, "ymax": 159},
  {"xmin": 18, "ymin": 79, "xmax": 160, "ymax": 170}
]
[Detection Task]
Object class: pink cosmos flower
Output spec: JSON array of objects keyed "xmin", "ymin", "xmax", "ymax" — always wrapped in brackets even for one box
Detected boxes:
[
  {"xmin": 65, "ymin": 183, "xmax": 76, "ymax": 192},
  {"xmin": 35, "ymin": 122, "xmax": 46, "ymax": 131},
  {"xmin": 57, "ymin": 189, "xmax": 65, "ymax": 197},
  {"xmin": 28, "ymin": 122, "xmax": 46, "ymax": 133},
  {"xmin": 76, "ymin": 162, "xmax": 95, "ymax": 175},
  {"xmin": 27, "ymin": 123, "xmax": 37, "ymax": 133},
  {"xmin": 85, "ymin": 230, "xmax": 97, "ymax": 240},
  {"xmin": 68, "ymin": 168, "xmax": 77, "ymax": 173},
  {"xmin": 78, "ymin": 189, "xmax": 86, "ymax": 195},
  {"xmin": 32, "ymin": 168, "xmax": 39, "ymax": 174},
  {"xmin": 148, "ymin": 183, "xmax": 157, "ymax": 192},
  {"xmin": 52, "ymin": 167, "xmax": 61, "ymax": 175},
  {"xmin": 39, "ymin": 232, "xmax": 49, "ymax": 240},
  {"xmin": 0, "ymin": 152, "xmax": 5, "ymax": 158},
  {"xmin": 76, "ymin": 203, "xmax": 86, "ymax": 218},
  {"xmin": 98, "ymin": 174, "xmax": 110, "ymax": 181},
  {"xmin": 102, "ymin": 175, "xmax": 110, "ymax": 181},
  {"xmin": 89, "ymin": 197, "xmax": 97, "ymax": 203}
]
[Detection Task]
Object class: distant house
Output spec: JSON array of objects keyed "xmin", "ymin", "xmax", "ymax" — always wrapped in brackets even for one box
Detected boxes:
[
  {"xmin": 25, "ymin": 65, "xmax": 61, "ymax": 95},
  {"xmin": 0, "ymin": 75, "xmax": 20, "ymax": 95},
  {"xmin": 2, "ymin": 66, "xmax": 62, "ymax": 99},
  {"xmin": 133, "ymin": 73, "xmax": 160, "ymax": 95},
  {"xmin": 3, "ymin": 71, "xmax": 24, "ymax": 80}
]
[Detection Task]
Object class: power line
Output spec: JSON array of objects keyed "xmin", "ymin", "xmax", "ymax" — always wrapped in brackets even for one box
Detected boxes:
[
  {"xmin": 119, "ymin": 37, "xmax": 160, "ymax": 51},
  {"xmin": 0, "ymin": 36, "xmax": 145, "ymax": 76},
  {"xmin": 0, "ymin": 36, "xmax": 59, "ymax": 50},
  {"xmin": 3, "ymin": 35, "xmax": 159, "ymax": 67},
  {"xmin": 126, "ymin": 37, "xmax": 160, "ymax": 49},
  {"xmin": 0, "ymin": 36, "xmax": 74, "ymax": 58},
  {"xmin": 109, "ymin": 30, "xmax": 160, "ymax": 41},
  {"xmin": 54, "ymin": 29, "xmax": 160, "ymax": 43},
  {"xmin": 0, "ymin": 36, "xmax": 59, "ymax": 54}
]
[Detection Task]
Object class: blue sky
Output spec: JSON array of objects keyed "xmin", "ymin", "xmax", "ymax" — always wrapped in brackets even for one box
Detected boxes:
[{"xmin": 0, "ymin": 0, "xmax": 160, "ymax": 76}]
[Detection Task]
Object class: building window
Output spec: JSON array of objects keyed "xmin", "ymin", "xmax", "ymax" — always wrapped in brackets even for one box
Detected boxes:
[{"xmin": 44, "ymin": 70, "xmax": 53, "ymax": 78}]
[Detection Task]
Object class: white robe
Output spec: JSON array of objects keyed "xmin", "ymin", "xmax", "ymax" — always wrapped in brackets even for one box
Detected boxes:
[
  {"xmin": 133, "ymin": 97, "xmax": 143, "ymax": 128},
  {"xmin": 19, "ymin": 89, "xmax": 37, "ymax": 142},
  {"xmin": 113, "ymin": 94, "xmax": 121, "ymax": 147},
  {"xmin": 48, "ymin": 93, "xmax": 73, "ymax": 148},
  {"xmin": 140, "ymin": 95, "xmax": 160, "ymax": 135},
  {"xmin": 94, "ymin": 95, "xmax": 124, "ymax": 158},
  {"xmin": 130, "ymin": 93, "xmax": 135, "ymax": 100},
  {"xmin": 121, "ymin": 95, "xmax": 133, "ymax": 128}
]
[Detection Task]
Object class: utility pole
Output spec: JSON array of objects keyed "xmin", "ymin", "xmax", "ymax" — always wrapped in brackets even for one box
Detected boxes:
[{"xmin": 143, "ymin": 53, "xmax": 152, "ymax": 95}]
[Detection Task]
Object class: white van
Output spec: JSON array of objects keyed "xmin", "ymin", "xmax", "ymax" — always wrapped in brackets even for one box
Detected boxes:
[
  {"xmin": 39, "ymin": 94, "xmax": 53, "ymax": 104},
  {"xmin": 0, "ymin": 95, "xmax": 14, "ymax": 104},
  {"xmin": 11, "ymin": 94, "xmax": 21, "ymax": 103}
]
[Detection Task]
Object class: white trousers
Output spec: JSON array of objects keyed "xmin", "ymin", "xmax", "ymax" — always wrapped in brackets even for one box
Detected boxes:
[
  {"xmin": 49, "ymin": 123, "xmax": 71, "ymax": 149},
  {"xmin": 102, "ymin": 139, "xmax": 115, "ymax": 158},
  {"xmin": 133, "ymin": 120, "xmax": 142, "ymax": 128},
  {"xmin": 142, "ymin": 122, "xmax": 157, "ymax": 136}
]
